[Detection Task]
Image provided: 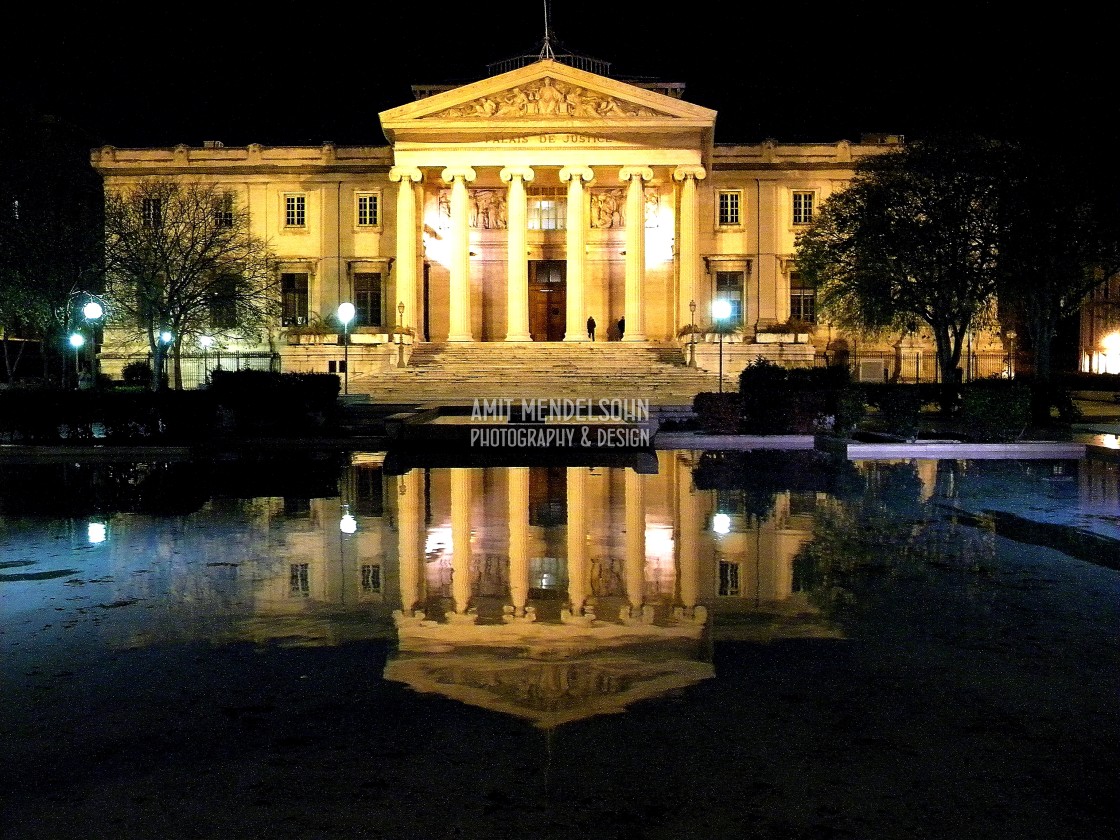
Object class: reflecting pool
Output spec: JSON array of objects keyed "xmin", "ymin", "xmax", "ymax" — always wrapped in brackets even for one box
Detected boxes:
[{"xmin": 2, "ymin": 450, "xmax": 1118, "ymax": 839}]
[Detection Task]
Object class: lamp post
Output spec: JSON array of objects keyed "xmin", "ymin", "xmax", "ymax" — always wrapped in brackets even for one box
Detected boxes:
[
  {"xmin": 158, "ymin": 330, "xmax": 173, "ymax": 390},
  {"xmin": 712, "ymin": 299, "xmax": 732, "ymax": 393},
  {"xmin": 1005, "ymin": 330, "xmax": 1017, "ymax": 379},
  {"xmin": 337, "ymin": 302, "xmax": 355, "ymax": 396},
  {"xmin": 68, "ymin": 332, "xmax": 85, "ymax": 389},
  {"xmin": 81, "ymin": 299, "xmax": 104, "ymax": 385},
  {"xmin": 688, "ymin": 299, "xmax": 697, "ymax": 368},
  {"xmin": 397, "ymin": 301, "xmax": 406, "ymax": 368},
  {"xmin": 199, "ymin": 335, "xmax": 213, "ymax": 386}
]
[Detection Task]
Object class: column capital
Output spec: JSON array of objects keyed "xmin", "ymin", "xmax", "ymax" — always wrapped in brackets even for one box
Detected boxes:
[
  {"xmin": 559, "ymin": 165, "xmax": 594, "ymax": 184},
  {"xmin": 619, "ymin": 165, "xmax": 654, "ymax": 183},
  {"xmin": 672, "ymin": 164, "xmax": 707, "ymax": 182},
  {"xmin": 500, "ymin": 166, "xmax": 536, "ymax": 183},
  {"xmin": 441, "ymin": 166, "xmax": 477, "ymax": 184},
  {"xmin": 389, "ymin": 166, "xmax": 423, "ymax": 183}
]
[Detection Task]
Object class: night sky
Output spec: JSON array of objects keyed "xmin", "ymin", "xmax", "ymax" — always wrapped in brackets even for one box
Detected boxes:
[{"xmin": 3, "ymin": 0, "xmax": 1115, "ymax": 149}]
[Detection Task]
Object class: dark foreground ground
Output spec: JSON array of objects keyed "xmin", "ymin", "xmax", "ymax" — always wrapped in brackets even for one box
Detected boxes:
[{"xmin": 2, "ymin": 528, "xmax": 1117, "ymax": 840}]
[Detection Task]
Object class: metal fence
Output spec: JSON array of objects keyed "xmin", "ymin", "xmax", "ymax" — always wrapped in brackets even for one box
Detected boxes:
[
  {"xmin": 154, "ymin": 351, "xmax": 281, "ymax": 390},
  {"xmin": 816, "ymin": 350, "xmax": 1012, "ymax": 383}
]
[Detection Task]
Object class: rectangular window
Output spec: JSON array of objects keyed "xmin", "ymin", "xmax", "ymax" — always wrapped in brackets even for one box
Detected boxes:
[
  {"xmin": 142, "ymin": 197, "xmax": 162, "ymax": 228},
  {"xmin": 528, "ymin": 188, "xmax": 566, "ymax": 231},
  {"xmin": 718, "ymin": 561, "xmax": 741, "ymax": 597},
  {"xmin": 718, "ymin": 191, "xmax": 741, "ymax": 226},
  {"xmin": 360, "ymin": 564, "xmax": 382, "ymax": 594},
  {"xmin": 715, "ymin": 271, "xmax": 744, "ymax": 326},
  {"xmin": 215, "ymin": 193, "xmax": 235, "ymax": 227},
  {"xmin": 281, "ymin": 272, "xmax": 309, "ymax": 326},
  {"xmin": 356, "ymin": 193, "xmax": 379, "ymax": 227},
  {"xmin": 353, "ymin": 273, "xmax": 382, "ymax": 327},
  {"xmin": 209, "ymin": 274, "xmax": 238, "ymax": 328},
  {"xmin": 792, "ymin": 191, "xmax": 814, "ymax": 225},
  {"xmin": 289, "ymin": 563, "xmax": 310, "ymax": 597},
  {"xmin": 284, "ymin": 194, "xmax": 306, "ymax": 228},
  {"xmin": 789, "ymin": 271, "xmax": 816, "ymax": 323}
]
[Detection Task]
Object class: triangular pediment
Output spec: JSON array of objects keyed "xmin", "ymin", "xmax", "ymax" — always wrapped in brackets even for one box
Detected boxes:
[{"xmin": 379, "ymin": 59, "xmax": 716, "ymax": 144}]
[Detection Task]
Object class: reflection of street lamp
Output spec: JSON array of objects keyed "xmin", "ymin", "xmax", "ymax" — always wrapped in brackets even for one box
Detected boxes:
[
  {"xmin": 337, "ymin": 302, "xmax": 355, "ymax": 395},
  {"xmin": 712, "ymin": 299, "xmax": 732, "ymax": 393},
  {"xmin": 397, "ymin": 301, "xmax": 406, "ymax": 369},
  {"xmin": 688, "ymin": 299, "xmax": 697, "ymax": 368}
]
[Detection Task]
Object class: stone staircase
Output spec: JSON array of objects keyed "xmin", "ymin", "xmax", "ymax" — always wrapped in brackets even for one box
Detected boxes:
[{"xmin": 348, "ymin": 341, "xmax": 728, "ymax": 406}]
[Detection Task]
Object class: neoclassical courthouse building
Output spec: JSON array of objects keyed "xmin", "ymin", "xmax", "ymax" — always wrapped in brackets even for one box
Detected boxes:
[{"xmin": 92, "ymin": 52, "xmax": 1028, "ymax": 388}]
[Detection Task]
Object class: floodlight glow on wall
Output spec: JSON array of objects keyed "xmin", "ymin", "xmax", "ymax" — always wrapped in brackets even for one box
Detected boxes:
[{"xmin": 712, "ymin": 513, "xmax": 731, "ymax": 535}]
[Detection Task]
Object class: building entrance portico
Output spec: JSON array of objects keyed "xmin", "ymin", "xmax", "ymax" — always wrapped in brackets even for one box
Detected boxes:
[{"xmin": 379, "ymin": 59, "xmax": 716, "ymax": 346}]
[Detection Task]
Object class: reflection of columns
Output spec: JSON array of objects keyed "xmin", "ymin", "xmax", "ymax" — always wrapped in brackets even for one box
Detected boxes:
[
  {"xmin": 564, "ymin": 466, "xmax": 590, "ymax": 621},
  {"xmin": 450, "ymin": 468, "xmax": 474, "ymax": 618},
  {"xmin": 506, "ymin": 467, "xmax": 531, "ymax": 619},
  {"xmin": 560, "ymin": 165, "xmax": 594, "ymax": 342},
  {"xmin": 624, "ymin": 469, "xmax": 647, "ymax": 620},
  {"xmin": 675, "ymin": 455, "xmax": 704, "ymax": 624},
  {"xmin": 501, "ymin": 167, "xmax": 534, "ymax": 341},
  {"xmin": 389, "ymin": 167, "xmax": 423, "ymax": 335},
  {"xmin": 620, "ymin": 166, "xmax": 653, "ymax": 341},
  {"xmin": 396, "ymin": 471, "xmax": 424, "ymax": 618},
  {"xmin": 442, "ymin": 167, "xmax": 477, "ymax": 341},
  {"xmin": 673, "ymin": 165, "xmax": 706, "ymax": 331}
]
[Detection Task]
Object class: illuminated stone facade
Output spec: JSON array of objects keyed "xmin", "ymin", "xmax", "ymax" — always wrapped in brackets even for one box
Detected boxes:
[{"xmin": 91, "ymin": 58, "xmax": 1010, "ymax": 385}]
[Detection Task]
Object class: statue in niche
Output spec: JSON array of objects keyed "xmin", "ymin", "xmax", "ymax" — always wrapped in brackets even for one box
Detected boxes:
[
  {"xmin": 470, "ymin": 189, "xmax": 507, "ymax": 230},
  {"xmin": 644, "ymin": 188, "xmax": 660, "ymax": 228},
  {"xmin": 591, "ymin": 189, "xmax": 625, "ymax": 229}
]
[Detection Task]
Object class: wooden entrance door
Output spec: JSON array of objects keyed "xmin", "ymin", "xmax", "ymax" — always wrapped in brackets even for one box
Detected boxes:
[{"xmin": 528, "ymin": 260, "xmax": 566, "ymax": 341}]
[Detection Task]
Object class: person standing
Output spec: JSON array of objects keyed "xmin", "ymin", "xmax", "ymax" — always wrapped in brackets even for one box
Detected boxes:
[
  {"xmin": 587, "ymin": 315, "xmax": 596, "ymax": 341},
  {"xmin": 617, "ymin": 316, "xmax": 625, "ymax": 340}
]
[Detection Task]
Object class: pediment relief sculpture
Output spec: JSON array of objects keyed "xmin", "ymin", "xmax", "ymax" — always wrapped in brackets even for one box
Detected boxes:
[{"xmin": 431, "ymin": 77, "xmax": 665, "ymax": 120}]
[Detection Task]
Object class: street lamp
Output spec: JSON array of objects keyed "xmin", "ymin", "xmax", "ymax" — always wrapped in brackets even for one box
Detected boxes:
[
  {"xmin": 68, "ymin": 332, "xmax": 85, "ymax": 389},
  {"xmin": 1005, "ymin": 330, "xmax": 1017, "ymax": 379},
  {"xmin": 76, "ymin": 296, "xmax": 106, "ymax": 386},
  {"xmin": 397, "ymin": 301, "xmax": 406, "ymax": 368},
  {"xmin": 712, "ymin": 299, "xmax": 732, "ymax": 393},
  {"xmin": 337, "ymin": 302, "xmax": 355, "ymax": 395},
  {"xmin": 688, "ymin": 299, "xmax": 697, "ymax": 368}
]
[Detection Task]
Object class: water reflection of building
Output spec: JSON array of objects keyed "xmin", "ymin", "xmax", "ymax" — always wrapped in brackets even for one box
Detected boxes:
[{"xmin": 96, "ymin": 451, "xmax": 837, "ymax": 722}]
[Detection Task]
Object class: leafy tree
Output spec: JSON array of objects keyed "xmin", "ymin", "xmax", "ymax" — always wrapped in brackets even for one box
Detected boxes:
[
  {"xmin": 994, "ymin": 142, "xmax": 1120, "ymax": 404},
  {"xmin": 796, "ymin": 136, "xmax": 1006, "ymax": 413},
  {"xmin": 103, "ymin": 179, "xmax": 280, "ymax": 389}
]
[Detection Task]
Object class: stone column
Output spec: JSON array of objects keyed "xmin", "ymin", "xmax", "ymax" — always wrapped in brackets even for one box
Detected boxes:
[
  {"xmin": 450, "ymin": 468, "xmax": 474, "ymax": 620},
  {"xmin": 389, "ymin": 167, "xmax": 423, "ymax": 336},
  {"xmin": 396, "ymin": 470, "xmax": 423, "ymax": 619},
  {"xmin": 623, "ymin": 468, "xmax": 647, "ymax": 620},
  {"xmin": 563, "ymin": 466, "xmax": 590, "ymax": 622},
  {"xmin": 506, "ymin": 467, "xmax": 531, "ymax": 619},
  {"xmin": 620, "ymin": 166, "xmax": 653, "ymax": 342},
  {"xmin": 442, "ymin": 167, "xmax": 476, "ymax": 341},
  {"xmin": 560, "ymin": 165, "xmax": 594, "ymax": 342},
  {"xmin": 673, "ymin": 165, "xmax": 706, "ymax": 332},
  {"xmin": 501, "ymin": 166, "xmax": 534, "ymax": 342}
]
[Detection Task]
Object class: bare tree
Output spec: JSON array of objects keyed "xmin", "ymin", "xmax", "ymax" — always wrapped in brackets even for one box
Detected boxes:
[{"xmin": 103, "ymin": 179, "xmax": 280, "ymax": 389}]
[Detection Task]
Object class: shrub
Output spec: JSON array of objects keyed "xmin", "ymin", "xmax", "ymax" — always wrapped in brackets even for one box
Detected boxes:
[
  {"xmin": 739, "ymin": 359, "xmax": 859, "ymax": 435},
  {"xmin": 959, "ymin": 379, "xmax": 1031, "ymax": 442},
  {"xmin": 122, "ymin": 360, "xmax": 152, "ymax": 386},
  {"xmin": 693, "ymin": 392, "xmax": 742, "ymax": 433},
  {"xmin": 868, "ymin": 386, "xmax": 925, "ymax": 440}
]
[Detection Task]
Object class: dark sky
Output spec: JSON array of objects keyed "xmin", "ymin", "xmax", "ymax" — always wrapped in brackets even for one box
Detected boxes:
[{"xmin": 4, "ymin": 0, "xmax": 1114, "ymax": 149}]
